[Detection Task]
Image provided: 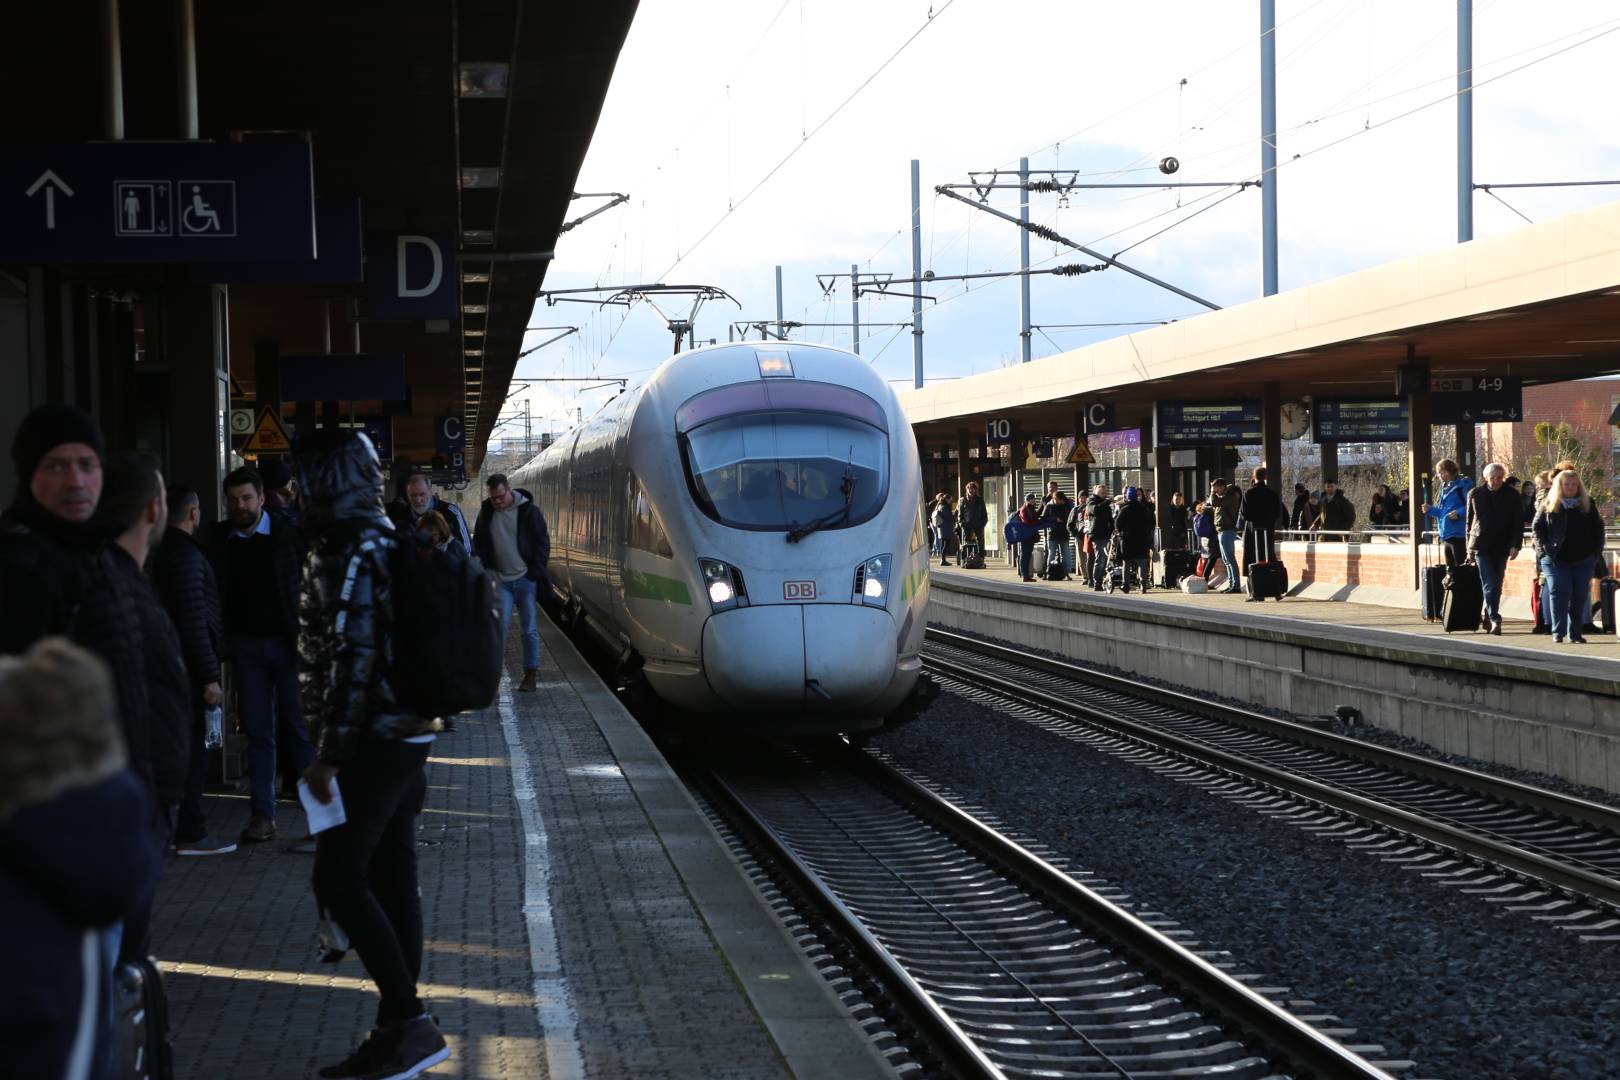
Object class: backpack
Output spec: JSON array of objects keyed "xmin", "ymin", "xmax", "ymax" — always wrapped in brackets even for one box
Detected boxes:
[{"xmin": 390, "ymin": 537, "xmax": 503, "ymax": 717}]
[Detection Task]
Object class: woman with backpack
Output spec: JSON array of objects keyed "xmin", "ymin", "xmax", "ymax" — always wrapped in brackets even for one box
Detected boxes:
[{"xmin": 1005, "ymin": 495, "xmax": 1043, "ymax": 582}]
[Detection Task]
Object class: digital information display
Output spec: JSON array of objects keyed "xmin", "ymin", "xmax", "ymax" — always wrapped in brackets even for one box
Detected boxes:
[
  {"xmin": 1313, "ymin": 398, "xmax": 1409, "ymax": 443},
  {"xmin": 1155, "ymin": 401, "xmax": 1261, "ymax": 445}
]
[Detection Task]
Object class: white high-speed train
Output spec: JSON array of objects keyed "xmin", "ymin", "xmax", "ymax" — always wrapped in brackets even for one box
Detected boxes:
[{"xmin": 509, "ymin": 342, "xmax": 929, "ymax": 732}]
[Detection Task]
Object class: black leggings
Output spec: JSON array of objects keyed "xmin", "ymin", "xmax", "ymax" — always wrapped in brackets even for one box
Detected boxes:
[
  {"xmin": 1442, "ymin": 537, "xmax": 1466, "ymax": 569},
  {"xmin": 312, "ymin": 741, "xmax": 431, "ymax": 1026}
]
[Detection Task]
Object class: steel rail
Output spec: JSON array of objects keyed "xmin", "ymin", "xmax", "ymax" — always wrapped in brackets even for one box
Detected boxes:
[
  {"xmin": 701, "ymin": 749, "xmax": 1397, "ymax": 1080},
  {"xmin": 923, "ymin": 630, "xmax": 1620, "ymax": 909},
  {"xmin": 700, "ymin": 767, "xmax": 1005, "ymax": 1080}
]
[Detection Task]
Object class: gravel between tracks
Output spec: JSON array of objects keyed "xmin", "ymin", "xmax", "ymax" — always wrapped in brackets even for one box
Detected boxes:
[
  {"xmin": 946, "ymin": 627, "xmax": 1620, "ymax": 811},
  {"xmin": 875, "ymin": 691, "xmax": 1620, "ymax": 1080}
]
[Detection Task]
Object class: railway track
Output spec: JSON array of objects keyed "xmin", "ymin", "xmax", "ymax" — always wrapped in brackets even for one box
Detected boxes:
[
  {"xmin": 693, "ymin": 741, "xmax": 1402, "ymax": 1080},
  {"xmin": 922, "ymin": 627, "xmax": 1620, "ymax": 928}
]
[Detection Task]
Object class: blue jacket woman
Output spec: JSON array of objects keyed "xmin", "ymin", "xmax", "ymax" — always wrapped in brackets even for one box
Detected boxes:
[{"xmin": 1423, "ymin": 459, "xmax": 1472, "ymax": 567}]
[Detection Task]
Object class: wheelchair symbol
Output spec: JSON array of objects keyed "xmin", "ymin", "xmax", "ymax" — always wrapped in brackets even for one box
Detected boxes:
[{"xmin": 176, "ymin": 180, "xmax": 236, "ymax": 237}]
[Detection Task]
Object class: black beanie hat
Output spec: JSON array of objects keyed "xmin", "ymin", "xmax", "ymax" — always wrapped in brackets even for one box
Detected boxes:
[{"xmin": 11, "ymin": 403, "xmax": 104, "ymax": 484}]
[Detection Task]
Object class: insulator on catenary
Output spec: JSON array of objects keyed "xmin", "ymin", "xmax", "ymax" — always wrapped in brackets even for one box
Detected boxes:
[{"xmin": 1052, "ymin": 263, "xmax": 1108, "ymax": 276}]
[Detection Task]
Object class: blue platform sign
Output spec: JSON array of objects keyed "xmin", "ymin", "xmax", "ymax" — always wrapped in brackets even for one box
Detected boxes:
[
  {"xmin": 1156, "ymin": 401, "xmax": 1262, "ymax": 445},
  {"xmin": 367, "ymin": 233, "xmax": 458, "ymax": 319},
  {"xmin": 435, "ymin": 416, "xmax": 466, "ymax": 480},
  {"xmin": 198, "ymin": 197, "xmax": 361, "ymax": 283},
  {"xmin": 1431, "ymin": 375, "xmax": 1523, "ymax": 424},
  {"xmin": 1083, "ymin": 402, "xmax": 1118, "ymax": 433},
  {"xmin": 279, "ymin": 354, "xmax": 407, "ymax": 402},
  {"xmin": 1313, "ymin": 398, "xmax": 1409, "ymax": 443},
  {"xmin": 0, "ymin": 142, "xmax": 315, "ymax": 262}
]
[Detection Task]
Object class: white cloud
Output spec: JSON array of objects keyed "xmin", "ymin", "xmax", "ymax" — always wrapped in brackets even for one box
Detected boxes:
[{"xmin": 507, "ymin": 0, "xmax": 1620, "ymax": 433}]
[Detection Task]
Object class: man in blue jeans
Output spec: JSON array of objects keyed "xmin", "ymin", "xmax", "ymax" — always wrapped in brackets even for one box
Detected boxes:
[
  {"xmin": 209, "ymin": 467, "xmax": 313, "ymax": 844},
  {"xmin": 474, "ymin": 473, "xmax": 550, "ymax": 692}
]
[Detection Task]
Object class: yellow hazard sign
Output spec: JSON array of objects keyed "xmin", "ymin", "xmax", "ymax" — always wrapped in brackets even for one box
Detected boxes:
[
  {"xmin": 1067, "ymin": 437, "xmax": 1094, "ymax": 465},
  {"xmin": 242, "ymin": 406, "xmax": 292, "ymax": 453}
]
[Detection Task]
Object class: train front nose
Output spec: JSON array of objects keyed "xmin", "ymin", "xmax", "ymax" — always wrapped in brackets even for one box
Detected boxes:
[{"xmin": 702, "ymin": 605, "xmax": 897, "ymax": 715}]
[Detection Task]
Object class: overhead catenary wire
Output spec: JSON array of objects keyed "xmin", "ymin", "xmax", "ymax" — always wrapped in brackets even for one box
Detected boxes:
[{"xmin": 659, "ymin": 0, "xmax": 962, "ymax": 279}]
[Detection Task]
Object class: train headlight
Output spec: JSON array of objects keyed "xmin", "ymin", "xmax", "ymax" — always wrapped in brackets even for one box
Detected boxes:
[
  {"xmin": 700, "ymin": 558, "xmax": 747, "ymax": 611},
  {"xmin": 857, "ymin": 554, "xmax": 891, "ymax": 608}
]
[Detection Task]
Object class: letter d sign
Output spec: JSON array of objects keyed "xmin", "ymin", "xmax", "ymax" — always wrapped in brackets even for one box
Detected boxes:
[
  {"xmin": 367, "ymin": 232, "xmax": 458, "ymax": 319},
  {"xmin": 397, "ymin": 235, "xmax": 443, "ymax": 298}
]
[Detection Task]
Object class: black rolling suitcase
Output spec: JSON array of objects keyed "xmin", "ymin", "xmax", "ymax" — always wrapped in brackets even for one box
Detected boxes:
[
  {"xmin": 112, "ymin": 957, "xmax": 174, "ymax": 1080},
  {"xmin": 1161, "ymin": 550, "xmax": 1199, "ymax": 589},
  {"xmin": 1244, "ymin": 531, "xmax": 1289, "ymax": 601},
  {"xmin": 1441, "ymin": 563, "xmax": 1484, "ymax": 632},
  {"xmin": 1422, "ymin": 566, "xmax": 1448, "ymax": 622},
  {"xmin": 1596, "ymin": 577, "xmax": 1618, "ymax": 634},
  {"xmin": 959, "ymin": 540, "xmax": 985, "ymax": 570}
]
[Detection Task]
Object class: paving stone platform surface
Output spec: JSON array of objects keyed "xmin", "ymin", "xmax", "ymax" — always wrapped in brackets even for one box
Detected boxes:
[{"xmin": 153, "ymin": 619, "xmax": 886, "ymax": 1079}]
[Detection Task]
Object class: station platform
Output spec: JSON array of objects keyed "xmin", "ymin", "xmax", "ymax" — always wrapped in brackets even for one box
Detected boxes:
[
  {"xmin": 928, "ymin": 562, "xmax": 1620, "ymax": 795},
  {"xmin": 151, "ymin": 619, "xmax": 890, "ymax": 1079}
]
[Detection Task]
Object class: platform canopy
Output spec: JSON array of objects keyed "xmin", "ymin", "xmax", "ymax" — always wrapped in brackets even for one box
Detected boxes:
[{"xmin": 902, "ymin": 199, "xmax": 1620, "ymax": 442}]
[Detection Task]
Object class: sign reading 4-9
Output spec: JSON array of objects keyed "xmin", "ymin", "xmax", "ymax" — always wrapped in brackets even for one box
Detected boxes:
[{"xmin": 985, "ymin": 417, "xmax": 1014, "ymax": 447}]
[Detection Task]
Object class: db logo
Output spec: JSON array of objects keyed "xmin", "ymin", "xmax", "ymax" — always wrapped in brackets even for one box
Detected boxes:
[{"xmin": 783, "ymin": 580, "xmax": 817, "ymax": 601}]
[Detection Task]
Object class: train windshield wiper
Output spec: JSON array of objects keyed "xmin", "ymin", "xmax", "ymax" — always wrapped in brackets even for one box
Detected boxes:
[{"xmin": 786, "ymin": 460, "xmax": 856, "ymax": 544}]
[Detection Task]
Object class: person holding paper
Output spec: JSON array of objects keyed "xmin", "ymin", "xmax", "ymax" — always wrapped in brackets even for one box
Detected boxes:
[{"xmin": 294, "ymin": 430, "xmax": 448, "ymax": 1080}]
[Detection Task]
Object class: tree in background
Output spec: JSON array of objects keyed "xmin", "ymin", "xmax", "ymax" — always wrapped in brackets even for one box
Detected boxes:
[{"xmin": 1523, "ymin": 421, "xmax": 1610, "ymax": 511}]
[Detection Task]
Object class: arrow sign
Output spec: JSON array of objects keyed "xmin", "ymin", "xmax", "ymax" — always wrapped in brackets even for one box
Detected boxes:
[{"xmin": 25, "ymin": 169, "xmax": 74, "ymax": 230}]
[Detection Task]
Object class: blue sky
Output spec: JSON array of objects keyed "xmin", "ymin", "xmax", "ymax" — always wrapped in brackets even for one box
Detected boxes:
[{"xmin": 502, "ymin": 0, "xmax": 1620, "ymax": 444}]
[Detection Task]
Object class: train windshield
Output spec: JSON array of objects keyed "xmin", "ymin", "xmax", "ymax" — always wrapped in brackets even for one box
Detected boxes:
[{"xmin": 681, "ymin": 412, "xmax": 889, "ymax": 532}]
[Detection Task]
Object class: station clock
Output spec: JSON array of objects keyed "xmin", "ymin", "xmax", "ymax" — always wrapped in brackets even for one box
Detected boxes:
[{"xmin": 1278, "ymin": 401, "xmax": 1310, "ymax": 440}]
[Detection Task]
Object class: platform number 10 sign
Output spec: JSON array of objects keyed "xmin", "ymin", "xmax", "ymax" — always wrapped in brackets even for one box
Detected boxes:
[{"xmin": 985, "ymin": 417, "xmax": 1013, "ymax": 447}]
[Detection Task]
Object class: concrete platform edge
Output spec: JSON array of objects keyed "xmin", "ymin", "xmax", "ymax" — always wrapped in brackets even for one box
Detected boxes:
[
  {"xmin": 536, "ymin": 617, "xmax": 898, "ymax": 1080},
  {"xmin": 933, "ymin": 570, "xmax": 1620, "ymax": 698}
]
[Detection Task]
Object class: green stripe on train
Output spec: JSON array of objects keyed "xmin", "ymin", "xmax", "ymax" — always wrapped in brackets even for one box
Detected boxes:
[{"xmin": 624, "ymin": 569, "xmax": 693, "ymax": 605}]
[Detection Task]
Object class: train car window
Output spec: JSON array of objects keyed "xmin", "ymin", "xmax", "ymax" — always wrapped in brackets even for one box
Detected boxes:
[
  {"xmin": 680, "ymin": 412, "xmax": 888, "ymax": 532},
  {"xmin": 626, "ymin": 472, "xmax": 674, "ymax": 557}
]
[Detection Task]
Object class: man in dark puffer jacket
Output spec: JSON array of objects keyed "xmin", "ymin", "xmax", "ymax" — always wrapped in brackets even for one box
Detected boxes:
[
  {"xmin": 0, "ymin": 405, "xmax": 149, "ymax": 782},
  {"xmin": 295, "ymin": 430, "xmax": 449, "ymax": 1080},
  {"xmin": 153, "ymin": 485, "xmax": 234, "ymax": 856}
]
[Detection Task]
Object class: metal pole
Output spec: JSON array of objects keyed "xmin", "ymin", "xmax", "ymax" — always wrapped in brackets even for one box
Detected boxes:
[
  {"xmin": 1019, "ymin": 156, "xmax": 1032, "ymax": 362},
  {"xmin": 1457, "ymin": 0, "xmax": 1474, "ymax": 242},
  {"xmin": 103, "ymin": 0, "xmax": 124, "ymax": 139},
  {"xmin": 910, "ymin": 159, "xmax": 924, "ymax": 388},
  {"xmin": 1261, "ymin": 0, "xmax": 1278, "ymax": 296},
  {"xmin": 775, "ymin": 264, "xmax": 784, "ymax": 339},
  {"xmin": 850, "ymin": 263, "xmax": 861, "ymax": 356},
  {"xmin": 177, "ymin": 0, "xmax": 198, "ymax": 139}
]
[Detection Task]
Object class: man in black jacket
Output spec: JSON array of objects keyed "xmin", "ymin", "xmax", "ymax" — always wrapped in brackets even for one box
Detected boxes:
[
  {"xmin": 1238, "ymin": 466, "xmax": 1285, "ymax": 600},
  {"xmin": 297, "ymin": 431, "xmax": 450, "ymax": 1080},
  {"xmin": 1317, "ymin": 479, "xmax": 1356, "ymax": 540},
  {"xmin": 956, "ymin": 481, "xmax": 988, "ymax": 557},
  {"xmin": 1081, "ymin": 485, "xmax": 1115, "ymax": 589},
  {"xmin": 474, "ymin": 473, "xmax": 550, "ymax": 692},
  {"xmin": 388, "ymin": 471, "xmax": 472, "ymax": 554},
  {"xmin": 153, "ymin": 485, "xmax": 235, "ymax": 856},
  {"xmin": 97, "ymin": 452, "xmax": 192, "ymax": 964},
  {"xmin": 208, "ymin": 466, "xmax": 313, "ymax": 843},
  {"xmin": 0, "ymin": 405, "xmax": 149, "ymax": 776}
]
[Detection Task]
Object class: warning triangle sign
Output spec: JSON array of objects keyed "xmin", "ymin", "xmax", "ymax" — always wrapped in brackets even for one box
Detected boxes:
[
  {"xmin": 243, "ymin": 406, "xmax": 292, "ymax": 454},
  {"xmin": 1067, "ymin": 437, "xmax": 1095, "ymax": 465}
]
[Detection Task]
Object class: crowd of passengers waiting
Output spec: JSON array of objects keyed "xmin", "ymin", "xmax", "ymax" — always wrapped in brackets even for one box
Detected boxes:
[{"xmin": 923, "ymin": 457, "xmax": 1611, "ymax": 642}]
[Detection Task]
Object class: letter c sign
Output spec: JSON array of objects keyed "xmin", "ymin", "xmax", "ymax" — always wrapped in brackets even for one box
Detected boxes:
[{"xmin": 1085, "ymin": 403, "xmax": 1116, "ymax": 433}]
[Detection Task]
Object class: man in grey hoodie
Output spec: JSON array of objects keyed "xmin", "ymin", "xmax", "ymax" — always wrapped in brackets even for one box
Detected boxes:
[{"xmin": 472, "ymin": 474, "xmax": 550, "ymax": 691}]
